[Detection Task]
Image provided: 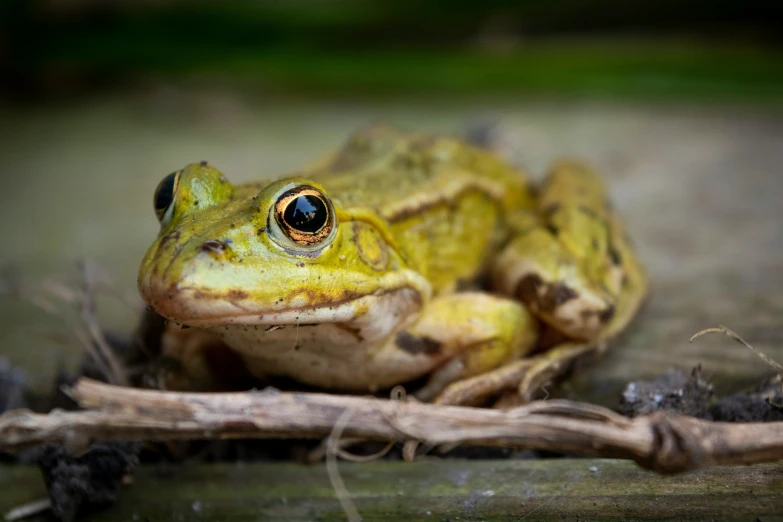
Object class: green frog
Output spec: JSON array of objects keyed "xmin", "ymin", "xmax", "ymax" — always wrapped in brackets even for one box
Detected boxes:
[{"xmin": 138, "ymin": 124, "xmax": 647, "ymax": 406}]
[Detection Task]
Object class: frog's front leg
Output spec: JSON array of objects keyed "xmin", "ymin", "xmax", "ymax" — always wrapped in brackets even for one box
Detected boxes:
[{"xmin": 377, "ymin": 292, "xmax": 539, "ymax": 402}]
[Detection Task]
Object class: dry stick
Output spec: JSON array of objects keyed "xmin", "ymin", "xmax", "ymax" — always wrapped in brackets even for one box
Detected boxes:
[
  {"xmin": 1, "ymin": 274, "xmax": 112, "ymax": 383},
  {"xmin": 78, "ymin": 260, "xmax": 129, "ymax": 387},
  {"xmin": 691, "ymin": 324, "xmax": 783, "ymax": 407},
  {"xmin": 1, "ymin": 264, "xmax": 129, "ymax": 387},
  {"xmin": 690, "ymin": 325, "xmax": 783, "ymax": 373},
  {"xmin": 3, "ymin": 499, "xmax": 52, "ymax": 522},
  {"xmin": 308, "ymin": 386, "xmax": 403, "ymax": 464},
  {"xmin": 2, "ymin": 378, "xmax": 783, "ymax": 474},
  {"xmin": 325, "ymin": 408, "xmax": 362, "ymax": 522}
]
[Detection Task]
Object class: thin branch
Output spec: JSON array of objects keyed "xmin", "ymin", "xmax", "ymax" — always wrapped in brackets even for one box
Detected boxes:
[
  {"xmin": 326, "ymin": 407, "xmax": 362, "ymax": 522},
  {"xmin": 1, "ymin": 379, "xmax": 783, "ymax": 474},
  {"xmin": 691, "ymin": 325, "xmax": 783, "ymax": 373},
  {"xmin": 3, "ymin": 498, "xmax": 51, "ymax": 522},
  {"xmin": 77, "ymin": 260, "xmax": 128, "ymax": 386},
  {"xmin": 1, "ymin": 263, "xmax": 129, "ymax": 386}
]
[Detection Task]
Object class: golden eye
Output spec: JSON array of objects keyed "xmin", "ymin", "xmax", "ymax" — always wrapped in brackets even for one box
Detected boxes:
[
  {"xmin": 274, "ymin": 187, "xmax": 334, "ymax": 246},
  {"xmin": 153, "ymin": 170, "xmax": 180, "ymax": 223}
]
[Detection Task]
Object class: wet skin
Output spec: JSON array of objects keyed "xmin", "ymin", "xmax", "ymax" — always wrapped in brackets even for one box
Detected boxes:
[{"xmin": 138, "ymin": 124, "xmax": 647, "ymax": 404}]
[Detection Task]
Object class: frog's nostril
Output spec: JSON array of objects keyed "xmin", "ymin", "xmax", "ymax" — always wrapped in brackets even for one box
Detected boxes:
[{"xmin": 201, "ymin": 240, "xmax": 227, "ymax": 253}]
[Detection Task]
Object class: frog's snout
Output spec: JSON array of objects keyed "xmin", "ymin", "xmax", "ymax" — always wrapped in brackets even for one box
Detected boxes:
[{"xmin": 139, "ymin": 237, "xmax": 239, "ymax": 323}]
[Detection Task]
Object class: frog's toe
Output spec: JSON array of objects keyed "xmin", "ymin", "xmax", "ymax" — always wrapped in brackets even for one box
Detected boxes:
[{"xmin": 430, "ymin": 341, "xmax": 598, "ymax": 407}]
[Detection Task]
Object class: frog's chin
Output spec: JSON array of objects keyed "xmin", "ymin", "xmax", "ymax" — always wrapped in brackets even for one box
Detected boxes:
[{"xmin": 153, "ymin": 286, "xmax": 424, "ymax": 330}]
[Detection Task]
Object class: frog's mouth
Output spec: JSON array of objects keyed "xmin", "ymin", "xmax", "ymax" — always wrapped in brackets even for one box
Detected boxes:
[{"xmin": 142, "ymin": 283, "xmax": 424, "ymax": 330}]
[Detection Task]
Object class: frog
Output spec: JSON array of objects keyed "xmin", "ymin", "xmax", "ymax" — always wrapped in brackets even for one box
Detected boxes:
[{"xmin": 137, "ymin": 124, "xmax": 647, "ymax": 406}]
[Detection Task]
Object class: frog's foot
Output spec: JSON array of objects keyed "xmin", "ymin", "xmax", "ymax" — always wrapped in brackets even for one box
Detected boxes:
[
  {"xmin": 423, "ymin": 342, "xmax": 593, "ymax": 406},
  {"xmin": 515, "ymin": 341, "xmax": 605, "ymax": 401},
  {"xmin": 388, "ymin": 292, "xmax": 539, "ymax": 403},
  {"xmin": 401, "ymin": 341, "xmax": 598, "ymax": 461}
]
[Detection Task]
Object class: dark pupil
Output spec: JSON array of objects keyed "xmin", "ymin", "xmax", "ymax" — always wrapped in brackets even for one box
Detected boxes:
[
  {"xmin": 283, "ymin": 195, "xmax": 327, "ymax": 233},
  {"xmin": 154, "ymin": 172, "xmax": 177, "ymax": 214}
]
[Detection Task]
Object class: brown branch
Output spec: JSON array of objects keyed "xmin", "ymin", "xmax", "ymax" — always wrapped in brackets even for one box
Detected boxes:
[
  {"xmin": 1, "ymin": 378, "xmax": 782, "ymax": 474},
  {"xmin": 691, "ymin": 324, "xmax": 783, "ymax": 373}
]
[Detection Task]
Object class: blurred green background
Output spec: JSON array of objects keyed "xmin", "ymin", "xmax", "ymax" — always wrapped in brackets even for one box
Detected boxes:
[
  {"xmin": 2, "ymin": 0, "xmax": 782, "ymax": 101},
  {"xmin": 1, "ymin": 0, "xmax": 782, "ymax": 401}
]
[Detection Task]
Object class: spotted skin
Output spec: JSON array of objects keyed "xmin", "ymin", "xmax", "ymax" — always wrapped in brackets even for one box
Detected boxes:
[{"xmin": 138, "ymin": 125, "xmax": 647, "ymax": 404}]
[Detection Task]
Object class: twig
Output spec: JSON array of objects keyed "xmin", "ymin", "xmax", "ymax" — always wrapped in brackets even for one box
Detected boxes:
[
  {"xmin": 1, "ymin": 262, "xmax": 130, "ymax": 386},
  {"xmin": 336, "ymin": 442, "xmax": 395, "ymax": 463},
  {"xmin": 690, "ymin": 325, "xmax": 783, "ymax": 373},
  {"xmin": 1, "ymin": 378, "xmax": 783, "ymax": 474},
  {"xmin": 326, "ymin": 408, "xmax": 362, "ymax": 522},
  {"xmin": 4, "ymin": 498, "xmax": 51, "ymax": 521},
  {"xmin": 78, "ymin": 260, "xmax": 128, "ymax": 386}
]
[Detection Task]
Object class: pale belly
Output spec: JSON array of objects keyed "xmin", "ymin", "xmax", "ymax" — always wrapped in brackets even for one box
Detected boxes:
[{"xmin": 210, "ymin": 287, "xmax": 437, "ymax": 391}]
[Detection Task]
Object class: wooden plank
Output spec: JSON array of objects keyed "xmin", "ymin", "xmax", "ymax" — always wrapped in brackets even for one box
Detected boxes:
[{"xmin": 2, "ymin": 460, "xmax": 783, "ymax": 521}]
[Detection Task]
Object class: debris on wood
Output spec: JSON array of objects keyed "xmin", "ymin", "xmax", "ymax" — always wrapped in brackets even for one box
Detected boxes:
[
  {"xmin": 36, "ymin": 442, "xmax": 141, "ymax": 522},
  {"xmin": 618, "ymin": 366, "xmax": 714, "ymax": 418},
  {"xmin": 711, "ymin": 375, "xmax": 783, "ymax": 422},
  {"xmin": 691, "ymin": 324, "xmax": 783, "ymax": 421}
]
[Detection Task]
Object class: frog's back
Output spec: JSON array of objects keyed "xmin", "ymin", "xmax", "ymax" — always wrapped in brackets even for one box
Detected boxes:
[{"xmin": 307, "ymin": 125, "xmax": 536, "ymax": 292}]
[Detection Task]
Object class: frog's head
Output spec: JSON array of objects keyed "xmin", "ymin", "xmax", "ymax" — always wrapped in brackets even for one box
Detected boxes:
[{"xmin": 138, "ymin": 163, "xmax": 428, "ymax": 330}]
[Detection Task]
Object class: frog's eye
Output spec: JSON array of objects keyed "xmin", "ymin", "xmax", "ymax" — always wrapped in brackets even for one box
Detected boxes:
[
  {"xmin": 273, "ymin": 186, "xmax": 335, "ymax": 247},
  {"xmin": 153, "ymin": 170, "xmax": 180, "ymax": 224}
]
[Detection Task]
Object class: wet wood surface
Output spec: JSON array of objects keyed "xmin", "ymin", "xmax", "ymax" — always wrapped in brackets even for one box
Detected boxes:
[{"xmin": 3, "ymin": 459, "xmax": 783, "ymax": 521}]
